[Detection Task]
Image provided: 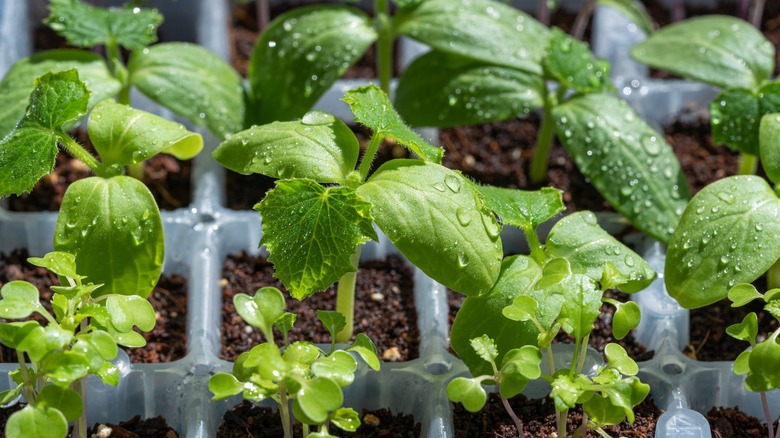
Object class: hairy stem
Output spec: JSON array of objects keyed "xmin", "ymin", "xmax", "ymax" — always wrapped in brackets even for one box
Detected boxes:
[
  {"xmin": 358, "ymin": 131, "xmax": 383, "ymax": 181},
  {"xmin": 375, "ymin": 0, "xmax": 393, "ymax": 94},
  {"xmin": 335, "ymin": 250, "xmax": 361, "ymax": 343},
  {"xmin": 570, "ymin": 0, "xmax": 595, "ymax": 40},
  {"xmin": 278, "ymin": 380, "xmax": 292, "ymax": 438},
  {"xmin": 529, "ymin": 92, "xmax": 556, "ymax": 184},
  {"xmin": 58, "ymin": 133, "xmax": 116, "ymax": 178},
  {"xmin": 17, "ymin": 354, "xmax": 36, "ymax": 405},
  {"xmin": 498, "ymin": 387, "xmax": 524, "ymax": 437},
  {"xmin": 738, "ymin": 153, "xmax": 759, "ymax": 176}
]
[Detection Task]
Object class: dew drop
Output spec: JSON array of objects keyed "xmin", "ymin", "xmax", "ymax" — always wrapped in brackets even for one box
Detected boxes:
[
  {"xmin": 458, "ymin": 252, "xmax": 470, "ymax": 268},
  {"xmin": 456, "ymin": 208, "xmax": 472, "ymax": 226},
  {"xmin": 302, "ymin": 110, "xmax": 334, "ymax": 126},
  {"xmin": 433, "ymin": 182, "xmax": 446, "ymax": 192},
  {"xmin": 444, "ymin": 175, "xmax": 461, "ymax": 192}
]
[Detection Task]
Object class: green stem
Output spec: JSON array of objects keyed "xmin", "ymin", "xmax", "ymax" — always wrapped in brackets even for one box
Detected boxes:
[
  {"xmin": 576, "ymin": 334, "xmax": 590, "ymax": 374},
  {"xmin": 278, "ymin": 380, "xmax": 292, "ymax": 438},
  {"xmin": 557, "ymin": 408, "xmax": 568, "ymax": 437},
  {"xmin": 127, "ymin": 162, "xmax": 146, "ymax": 181},
  {"xmin": 335, "ymin": 250, "xmax": 361, "ymax": 343},
  {"xmin": 58, "ymin": 134, "xmax": 116, "ymax": 178},
  {"xmin": 761, "ymin": 391, "xmax": 775, "ymax": 438},
  {"xmin": 523, "ymin": 225, "xmax": 545, "ymax": 266},
  {"xmin": 303, "ymin": 424, "xmax": 310, "ymax": 436},
  {"xmin": 497, "ymin": 386, "xmax": 524, "ymax": 437},
  {"xmin": 375, "ymin": 0, "xmax": 393, "ymax": 94},
  {"xmin": 545, "ymin": 345, "xmax": 555, "ymax": 376},
  {"xmin": 358, "ymin": 132, "xmax": 383, "ymax": 181},
  {"xmin": 17, "ymin": 353, "xmax": 36, "ymax": 405},
  {"xmin": 529, "ymin": 91, "xmax": 557, "ymax": 184},
  {"xmin": 595, "ymin": 426, "xmax": 614, "ymax": 438},
  {"xmin": 738, "ymin": 152, "xmax": 759, "ymax": 175}
]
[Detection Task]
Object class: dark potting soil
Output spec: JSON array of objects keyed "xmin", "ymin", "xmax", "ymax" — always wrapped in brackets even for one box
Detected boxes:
[
  {"xmin": 230, "ymin": 1, "xmax": 399, "ymax": 79},
  {"xmin": 707, "ymin": 406, "xmax": 771, "ymax": 438},
  {"xmin": 217, "ymin": 400, "xmax": 420, "ymax": 438},
  {"xmin": 447, "ymin": 288, "xmax": 653, "ymax": 362},
  {"xmin": 5, "ymin": 129, "xmax": 192, "ymax": 212},
  {"xmin": 88, "ymin": 415, "xmax": 179, "ymax": 438},
  {"xmin": 220, "ymin": 252, "xmax": 419, "ymax": 362},
  {"xmin": 0, "ymin": 249, "xmax": 188, "ymax": 363},
  {"xmin": 224, "ymin": 124, "xmax": 407, "ymax": 210},
  {"xmin": 452, "ymin": 392, "xmax": 661, "ymax": 437}
]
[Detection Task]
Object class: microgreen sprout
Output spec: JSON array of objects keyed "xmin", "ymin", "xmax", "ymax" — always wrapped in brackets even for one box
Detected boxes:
[
  {"xmin": 0, "ymin": 251, "xmax": 156, "ymax": 438},
  {"xmin": 209, "ymin": 286, "xmax": 380, "ymax": 438},
  {"xmin": 449, "ymin": 187, "xmax": 652, "ymax": 437}
]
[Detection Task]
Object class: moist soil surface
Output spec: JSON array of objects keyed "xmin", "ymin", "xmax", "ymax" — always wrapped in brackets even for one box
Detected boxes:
[
  {"xmin": 217, "ymin": 400, "xmax": 420, "ymax": 437},
  {"xmin": 220, "ymin": 252, "xmax": 418, "ymax": 362},
  {"xmin": 0, "ymin": 249, "xmax": 188, "ymax": 363},
  {"xmin": 5, "ymin": 129, "xmax": 192, "ymax": 212},
  {"xmin": 452, "ymin": 393, "xmax": 661, "ymax": 437},
  {"xmin": 707, "ymin": 406, "xmax": 771, "ymax": 438}
]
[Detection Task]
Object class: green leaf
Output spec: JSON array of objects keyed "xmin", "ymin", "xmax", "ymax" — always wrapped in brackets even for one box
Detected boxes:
[
  {"xmin": 247, "ymin": 6, "xmax": 376, "ymax": 125},
  {"xmin": 733, "ymin": 350, "xmax": 752, "ymax": 375},
  {"xmin": 767, "ymin": 301, "xmax": 780, "ymax": 320},
  {"xmin": 5, "ymin": 405, "xmax": 67, "ymax": 438},
  {"xmin": 605, "ymin": 343, "xmax": 639, "ymax": 375},
  {"xmin": 502, "ymin": 295, "xmax": 539, "ymax": 322},
  {"xmin": 0, "ymin": 69, "xmax": 91, "ymax": 196},
  {"xmin": 214, "ymin": 114, "xmax": 358, "ymax": 184},
  {"xmin": 17, "ymin": 325, "xmax": 70, "ymax": 362},
  {"xmin": 234, "ymin": 287, "xmax": 286, "ymax": 340},
  {"xmin": 557, "ymin": 275, "xmax": 602, "ymax": 340},
  {"xmin": 0, "ymin": 50, "xmax": 121, "ymax": 138},
  {"xmin": 274, "ymin": 312, "xmax": 297, "ymax": 339},
  {"xmin": 745, "ymin": 337, "xmax": 780, "ymax": 392},
  {"xmin": 311, "ymin": 350, "xmax": 357, "ymax": 387},
  {"xmin": 476, "ymin": 186, "xmax": 564, "ymax": 232},
  {"xmin": 726, "ymin": 312, "xmax": 758, "ymax": 345},
  {"xmin": 470, "ymin": 334, "xmax": 498, "ymax": 364},
  {"xmin": 129, "ymin": 43, "xmax": 244, "ymax": 138},
  {"xmin": 257, "ymin": 180, "xmax": 377, "ymax": 299},
  {"xmin": 51, "ymin": 284, "xmax": 102, "ymax": 301},
  {"xmin": 293, "ymin": 376, "xmax": 344, "ymax": 424},
  {"xmin": 54, "ymin": 176, "xmax": 164, "ymax": 298},
  {"xmin": 106, "ymin": 294, "xmax": 155, "ymax": 333},
  {"xmin": 0, "ymin": 321, "xmax": 40, "ymax": 350},
  {"xmin": 451, "ymin": 255, "xmax": 550, "ymax": 376},
  {"xmin": 631, "ymin": 15, "xmax": 773, "ymax": 89},
  {"xmin": 597, "ymin": 0, "xmax": 653, "ymax": 35},
  {"xmin": 446, "ymin": 377, "xmax": 487, "ymax": 413},
  {"xmin": 282, "ymin": 341, "xmax": 320, "ymax": 369},
  {"xmin": 584, "ymin": 393, "xmax": 633, "ymax": 427},
  {"xmin": 728, "ymin": 283, "xmax": 764, "ymax": 307},
  {"xmin": 86, "ymin": 330, "xmax": 118, "ymax": 360},
  {"xmin": 357, "ymin": 160, "xmax": 502, "ymax": 296},
  {"xmin": 499, "ymin": 346, "xmax": 542, "ymax": 398},
  {"xmin": 346, "ymin": 333, "xmax": 380, "ymax": 371},
  {"xmin": 0, "ymin": 385, "xmax": 23, "ymax": 406},
  {"xmin": 46, "ymin": 0, "xmax": 162, "ymax": 50},
  {"xmin": 554, "ymin": 93, "xmax": 690, "ymax": 243},
  {"xmin": 546, "ymin": 212, "xmax": 656, "ymax": 292},
  {"xmin": 97, "ymin": 361, "xmax": 119, "ymax": 386},
  {"xmin": 536, "ymin": 257, "xmax": 572, "ymax": 290},
  {"xmin": 330, "ymin": 408, "xmax": 360, "ymax": 432},
  {"xmin": 760, "ymin": 112, "xmax": 780, "ymax": 185},
  {"xmin": 665, "ymin": 175, "xmax": 780, "ymax": 308},
  {"xmin": 27, "ymin": 252, "xmax": 82, "ymax": 281},
  {"xmin": 317, "ymin": 311, "xmax": 347, "ymax": 342},
  {"xmin": 710, "ymin": 88, "xmax": 761, "ymax": 156},
  {"xmin": 395, "ymin": 50, "xmax": 545, "ymax": 127},
  {"xmin": 395, "ymin": 0, "xmax": 549, "ymax": 74},
  {"xmin": 343, "ymin": 85, "xmax": 443, "ymax": 163},
  {"xmin": 612, "ymin": 301, "xmax": 641, "ymax": 340},
  {"xmin": 41, "ymin": 350, "xmax": 90, "ymax": 385},
  {"xmin": 543, "ymin": 28, "xmax": 612, "ymax": 94},
  {"xmin": 209, "ymin": 373, "xmax": 245, "ymax": 401},
  {"xmin": 111, "ymin": 330, "xmax": 147, "ymax": 348},
  {"xmin": 550, "ymin": 373, "xmax": 589, "ymax": 411},
  {"xmin": 0, "ymin": 281, "xmax": 41, "ymax": 319},
  {"xmin": 88, "ymin": 100, "xmax": 203, "ymax": 166},
  {"xmin": 37, "ymin": 386, "xmax": 82, "ymax": 422}
]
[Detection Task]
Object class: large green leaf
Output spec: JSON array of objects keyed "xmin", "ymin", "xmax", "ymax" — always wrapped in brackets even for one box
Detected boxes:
[
  {"xmin": 630, "ymin": 15, "xmax": 774, "ymax": 89},
  {"xmin": 710, "ymin": 88, "xmax": 761, "ymax": 155},
  {"xmin": 546, "ymin": 212, "xmax": 656, "ymax": 293},
  {"xmin": 257, "ymin": 179, "xmax": 378, "ymax": 299},
  {"xmin": 129, "ymin": 42, "xmax": 244, "ymax": 138},
  {"xmin": 543, "ymin": 27, "xmax": 612, "ymax": 94},
  {"xmin": 0, "ymin": 69, "xmax": 91, "ymax": 196},
  {"xmin": 247, "ymin": 5, "xmax": 376, "ymax": 124},
  {"xmin": 212, "ymin": 113, "xmax": 358, "ymax": 184},
  {"xmin": 46, "ymin": 0, "xmax": 162, "ymax": 50},
  {"xmin": 760, "ymin": 112, "xmax": 780, "ymax": 184},
  {"xmin": 88, "ymin": 99, "xmax": 202, "ymax": 166},
  {"xmin": 343, "ymin": 85, "xmax": 443, "ymax": 163},
  {"xmin": 394, "ymin": 0, "xmax": 550, "ymax": 74},
  {"xmin": 357, "ymin": 160, "xmax": 502, "ymax": 296},
  {"xmin": 37, "ymin": 386, "xmax": 83, "ymax": 422},
  {"xmin": 450, "ymin": 255, "xmax": 544, "ymax": 376},
  {"xmin": 554, "ymin": 93, "xmax": 690, "ymax": 243},
  {"xmin": 395, "ymin": 50, "xmax": 545, "ymax": 128},
  {"xmin": 666, "ymin": 176, "xmax": 780, "ymax": 308},
  {"xmin": 54, "ymin": 176, "xmax": 164, "ymax": 298},
  {"xmin": 5, "ymin": 405, "xmax": 67, "ymax": 438},
  {"xmin": 0, "ymin": 50, "xmax": 120, "ymax": 138}
]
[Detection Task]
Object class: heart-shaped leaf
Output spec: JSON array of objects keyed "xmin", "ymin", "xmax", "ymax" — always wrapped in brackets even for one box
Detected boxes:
[{"xmin": 446, "ymin": 377, "xmax": 487, "ymax": 413}]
